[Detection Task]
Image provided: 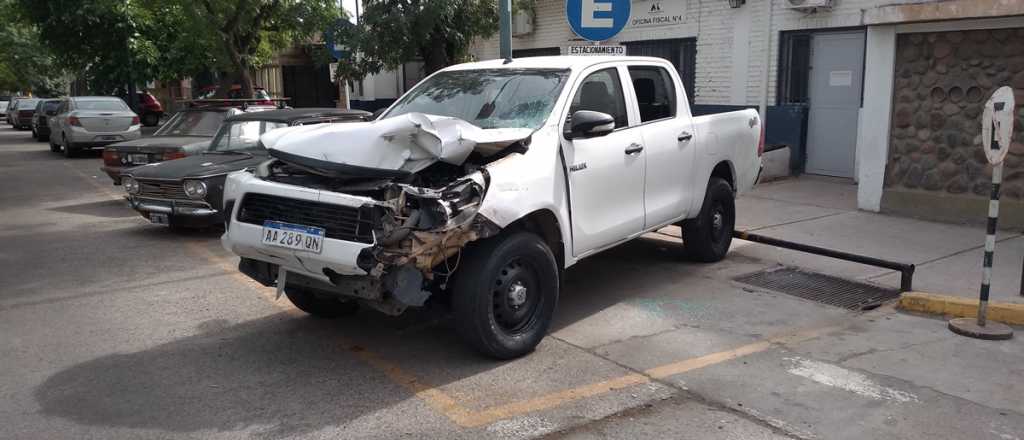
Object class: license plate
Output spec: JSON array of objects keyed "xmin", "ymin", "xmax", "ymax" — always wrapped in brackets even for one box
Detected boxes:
[
  {"xmin": 130, "ymin": 154, "xmax": 148, "ymax": 164},
  {"xmin": 261, "ymin": 220, "xmax": 324, "ymax": 253},
  {"xmin": 149, "ymin": 213, "xmax": 169, "ymax": 225}
]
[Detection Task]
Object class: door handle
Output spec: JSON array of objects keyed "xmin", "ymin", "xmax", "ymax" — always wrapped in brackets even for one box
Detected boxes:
[
  {"xmin": 678, "ymin": 131, "xmax": 693, "ymax": 142},
  {"xmin": 625, "ymin": 143, "xmax": 644, "ymax": 155}
]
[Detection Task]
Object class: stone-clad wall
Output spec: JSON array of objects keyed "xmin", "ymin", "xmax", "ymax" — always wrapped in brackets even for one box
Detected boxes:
[{"xmin": 885, "ymin": 28, "xmax": 1024, "ymax": 199}]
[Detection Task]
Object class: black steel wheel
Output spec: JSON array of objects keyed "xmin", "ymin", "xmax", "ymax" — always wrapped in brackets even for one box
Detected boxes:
[
  {"xmin": 453, "ymin": 232, "xmax": 559, "ymax": 359},
  {"xmin": 284, "ymin": 286, "xmax": 359, "ymax": 319},
  {"xmin": 681, "ymin": 177, "xmax": 735, "ymax": 262}
]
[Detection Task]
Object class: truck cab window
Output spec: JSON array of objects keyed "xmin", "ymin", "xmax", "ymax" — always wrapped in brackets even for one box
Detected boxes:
[
  {"xmin": 569, "ymin": 68, "xmax": 628, "ymax": 129},
  {"xmin": 628, "ymin": 66, "xmax": 676, "ymax": 122}
]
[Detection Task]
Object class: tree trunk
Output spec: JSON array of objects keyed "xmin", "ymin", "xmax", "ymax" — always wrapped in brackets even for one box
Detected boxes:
[
  {"xmin": 422, "ymin": 31, "xmax": 449, "ymax": 74},
  {"xmin": 222, "ymin": 37, "xmax": 254, "ymax": 98}
]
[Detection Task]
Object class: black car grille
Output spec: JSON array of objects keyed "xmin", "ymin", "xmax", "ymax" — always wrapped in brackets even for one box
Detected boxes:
[
  {"xmin": 137, "ymin": 180, "xmax": 187, "ymax": 200},
  {"xmin": 237, "ymin": 193, "xmax": 378, "ymax": 244}
]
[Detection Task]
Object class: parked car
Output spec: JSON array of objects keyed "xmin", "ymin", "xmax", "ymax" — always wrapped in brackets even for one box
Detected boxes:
[
  {"xmin": 121, "ymin": 108, "xmax": 371, "ymax": 229},
  {"xmin": 0, "ymin": 96, "xmax": 10, "ymax": 120},
  {"xmin": 219, "ymin": 56, "xmax": 763, "ymax": 359},
  {"xmin": 125, "ymin": 91, "xmax": 164, "ymax": 127},
  {"xmin": 4, "ymin": 97, "xmax": 21, "ymax": 124},
  {"xmin": 11, "ymin": 98, "xmax": 40, "ymax": 129},
  {"xmin": 31, "ymin": 98, "xmax": 61, "ymax": 141},
  {"xmin": 100, "ymin": 107, "xmax": 238, "ymax": 184},
  {"xmin": 49, "ymin": 96, "xmax": 141, "ymax": 158}
]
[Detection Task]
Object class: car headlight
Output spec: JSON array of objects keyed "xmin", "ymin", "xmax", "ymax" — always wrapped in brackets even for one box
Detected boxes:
[
  {"xmin": 123, "ymin": 176, "xmax": 139, "ymax": 195},
  {"xmin": 183, "ymin": 180, "xmax": 207, "ymax": 200}
]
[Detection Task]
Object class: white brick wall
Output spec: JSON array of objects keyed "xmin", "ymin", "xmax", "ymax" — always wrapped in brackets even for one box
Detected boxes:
[{"xmin": 472, "ymin": 0, "xmax": 897, "ymax": 106}]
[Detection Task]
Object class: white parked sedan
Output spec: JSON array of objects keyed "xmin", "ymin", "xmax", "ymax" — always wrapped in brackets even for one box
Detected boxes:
[{"xmin": 49, "ymin": 96, "xmax": 142, "ymax": 158}]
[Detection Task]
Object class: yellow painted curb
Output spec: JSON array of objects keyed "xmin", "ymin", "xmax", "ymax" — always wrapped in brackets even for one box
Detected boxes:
[{"xmin": 899, "ymin": 292, "xmax": 1024, "ymax": 325}]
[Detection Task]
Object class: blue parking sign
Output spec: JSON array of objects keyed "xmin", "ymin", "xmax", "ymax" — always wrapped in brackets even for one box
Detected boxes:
[{"xmin": 566, "ymin": 0, "xmax": 630, "ymax": 42}]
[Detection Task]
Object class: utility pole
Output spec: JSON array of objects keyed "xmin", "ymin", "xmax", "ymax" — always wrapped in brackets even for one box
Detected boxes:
[{"xmin": 499, "ymin": 0, "xmax": 512, "ymax": 62}]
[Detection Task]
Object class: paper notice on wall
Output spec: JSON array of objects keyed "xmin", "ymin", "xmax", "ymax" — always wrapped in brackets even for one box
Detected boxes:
[{"xmin": 829, "ymin": 70, "xmax": 853, "ymax": 87}]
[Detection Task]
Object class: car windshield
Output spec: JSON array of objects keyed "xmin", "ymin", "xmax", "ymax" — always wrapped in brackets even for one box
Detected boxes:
[
  {"xmin": 208, "ymin": 120, "xmax": 288, "ymax": 151},
  {"xmin": 17, "ymin": 99, "xmax": 40, "ymax": 109},
  {"xmin": 155, "ymin": 111, "xmax": 227, "ymax": 137},
  {"xmin": 385, "ymin": 69, "xmax": 570, "ymax": 130},
  {"xmin": 43, "ymin": 101, "xmax": 60, "ymax": 112},
  {"xmin": 76, "ymin": 99, "xmax": 128, "ymax": 111}
]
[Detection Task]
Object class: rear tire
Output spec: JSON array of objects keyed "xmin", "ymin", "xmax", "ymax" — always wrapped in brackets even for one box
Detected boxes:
[
  {"xmin": 452, "ymin": 232, "xmax": 559, "ymax": 359},
  {"xmin": 62, "ymin": 135, "xmax": 76, "ymax": 158},
  {"xmin": 681, "ymin": 177, "xmax": 735, "ymax": 262},
  {"xmin": 285, "ymin": 287, "xmax": 359, "ymax": 318}
]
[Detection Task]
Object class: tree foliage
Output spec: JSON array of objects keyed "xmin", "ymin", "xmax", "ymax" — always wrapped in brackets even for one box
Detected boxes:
[
  {"xmin": 14, "ymin": 0, "xmax": 339, "ymax": 96},
  {"xmin": 180, "ymin": 0, "xmax": 340, "ymax": 97},
  {"xmin": 333, "ymin": 0, "xmax": 500, "ymax": 80},
  {"xmin": 0, "ymin": 0, "xmax": 66, "ymax": 95}
]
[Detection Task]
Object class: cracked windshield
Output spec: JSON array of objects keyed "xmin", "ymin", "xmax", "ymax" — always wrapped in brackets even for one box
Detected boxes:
[{"xmin": 385, "ymin": 70, "xmax": 569, "ymax": 129}]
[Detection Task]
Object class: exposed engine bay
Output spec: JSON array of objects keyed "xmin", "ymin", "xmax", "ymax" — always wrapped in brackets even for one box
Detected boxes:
[{"xmin": 238, "ymin": 113, "xmax": 533, "ymax": 314}]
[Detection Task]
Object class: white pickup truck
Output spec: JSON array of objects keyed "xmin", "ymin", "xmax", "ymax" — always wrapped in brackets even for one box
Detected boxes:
[{"xmin": 221, "ymin": 56, "xmax": 762, "ymax": 359}]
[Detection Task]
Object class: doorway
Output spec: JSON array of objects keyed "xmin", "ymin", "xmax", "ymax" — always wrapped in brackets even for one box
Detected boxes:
[{"xmin": 779, "ymin": 30, "xmax": 865, "ymax": 178}]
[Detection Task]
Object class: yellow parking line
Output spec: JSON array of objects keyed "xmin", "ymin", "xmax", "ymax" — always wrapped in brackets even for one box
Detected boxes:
[
  {"xmin": 186, "ymin": 240, "xmax": 842, "ymax": 428},
  {"xmin": 459, "ymin": 373, "xmax": 651, "ymax": 427}
]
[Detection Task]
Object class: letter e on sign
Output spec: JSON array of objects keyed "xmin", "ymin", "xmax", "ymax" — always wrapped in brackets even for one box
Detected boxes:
[
  {"xmin": 566, "ymin": 0, "xmax": 630, "ymax": 41},
  {"xmin": 982, "ymin": 86, "xmax": 1016, "ymax": 165}
]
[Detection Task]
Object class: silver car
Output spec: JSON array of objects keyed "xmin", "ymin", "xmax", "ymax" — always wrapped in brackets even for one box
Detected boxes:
[{"xmin": 49, "ymin": 96, "xmax": 142, "ymax": 157}]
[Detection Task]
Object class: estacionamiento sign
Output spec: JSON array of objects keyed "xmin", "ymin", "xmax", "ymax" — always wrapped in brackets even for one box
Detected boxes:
[{"xmin": 568, "ymin": 45, "xmax": 626, "ymax": 55}]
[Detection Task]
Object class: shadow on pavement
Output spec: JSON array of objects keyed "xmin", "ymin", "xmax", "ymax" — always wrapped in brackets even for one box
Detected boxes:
[
  {"xmin": 50, "ymin": 199, "xmax": 137, "ymax": 218},
  {"xmin": 33, "ymin": 311, "xmax": 493, "ymax": 438}
]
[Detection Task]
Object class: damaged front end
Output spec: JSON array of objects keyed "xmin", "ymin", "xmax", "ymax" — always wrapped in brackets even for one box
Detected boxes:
[{"xmin": 230, "ymin": 113, "xmax": 529, "ymax": 315}]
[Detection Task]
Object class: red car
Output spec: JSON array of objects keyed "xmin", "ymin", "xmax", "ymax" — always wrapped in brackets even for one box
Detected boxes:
[{"xmin": 137, "ymin": 92, "xmax": 164, "ymax": 126}]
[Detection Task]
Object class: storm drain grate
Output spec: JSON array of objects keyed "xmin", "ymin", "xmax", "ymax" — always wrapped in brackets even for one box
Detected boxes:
[{"xmin": 734, "ymin": 267, "xmax": 900, "ymax": 310}]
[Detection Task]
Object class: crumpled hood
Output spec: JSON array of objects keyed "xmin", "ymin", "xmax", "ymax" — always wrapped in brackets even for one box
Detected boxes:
[{"xmin": 261, "ymin": 113, "xmax": 533, "ymax": 173}]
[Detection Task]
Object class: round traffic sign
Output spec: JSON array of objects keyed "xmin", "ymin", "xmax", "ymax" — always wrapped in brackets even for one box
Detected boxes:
[
  {"xmin": 982, "ymin": 86, "xmax": 1016, "ymax": 165},
  {"xmin": 566, "ymin": 0, "xmax": 630, "ymax": 42}
]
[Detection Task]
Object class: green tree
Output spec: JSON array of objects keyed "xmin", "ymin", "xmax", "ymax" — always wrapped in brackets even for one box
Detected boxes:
[
  {"xmin": 0, "ymin": 0, "xmax": 66, "ymax": 95},
  {"xmin": 183, "ymin": 0, "xmax": 340, "ymax": 97},
  {"xmin": 333, "ymin": 0, "xmax": 500, "ymax": 80}
]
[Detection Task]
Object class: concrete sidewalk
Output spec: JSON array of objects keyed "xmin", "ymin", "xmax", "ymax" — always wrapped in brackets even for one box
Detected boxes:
[{"xmin": 670, "ymin": 175, "xmax": 1024, "ymax": 305}]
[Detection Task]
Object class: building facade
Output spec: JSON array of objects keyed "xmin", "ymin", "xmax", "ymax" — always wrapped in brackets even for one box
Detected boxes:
[{"xmin": 471, "ymin": 0, "xmax": 1024, "ymax": 225}]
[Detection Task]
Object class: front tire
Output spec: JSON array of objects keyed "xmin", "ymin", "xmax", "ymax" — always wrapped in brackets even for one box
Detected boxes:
[
  {"xmin": 285, "ymin": 287, "xmax": 359, "ymax": 318},
  {"xmin": 452, "ymin": 232, "xmax": 559, "ymax": 359},
  {"xmin": 682, "ymin": 177, "xmax": 735, "ymax": 262}
]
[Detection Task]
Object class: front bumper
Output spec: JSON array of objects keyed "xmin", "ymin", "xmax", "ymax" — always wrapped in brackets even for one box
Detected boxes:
[
  {"xmin": 127, "ymin": 195, "xmax": 223, "ymax": 226},
  {"xmin": 221, "ymin": 172, "xmax": 377, "ymax": 280}
]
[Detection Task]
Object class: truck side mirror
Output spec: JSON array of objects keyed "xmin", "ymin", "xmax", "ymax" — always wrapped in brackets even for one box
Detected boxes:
[{"xmin": 565, "ymin": 110, "xmax": 615, "ymax": 140}]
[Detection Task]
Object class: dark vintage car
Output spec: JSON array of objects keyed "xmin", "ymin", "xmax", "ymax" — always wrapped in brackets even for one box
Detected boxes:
[
  {"xmin": 121, "ymin": 107, "xmax": 371, "ymax": 228},
  {"xmin": 31, "ymin": 98, "xmax": 61, "ymax": 141},
  {"xmin": 100, "ymin": 106, "xmax": 243, "ymax": 184}
]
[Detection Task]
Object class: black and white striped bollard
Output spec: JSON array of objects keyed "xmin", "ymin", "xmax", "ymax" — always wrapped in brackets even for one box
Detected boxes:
[{"xmin": 949, "ymin": 86, "xmax": 1015, "ymax": 340}]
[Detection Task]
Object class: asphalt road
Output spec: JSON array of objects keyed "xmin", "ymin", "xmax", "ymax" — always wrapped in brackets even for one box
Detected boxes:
[{"xmin": 1, "ymin": 124, "xmax": 1021, "ymax": 440}]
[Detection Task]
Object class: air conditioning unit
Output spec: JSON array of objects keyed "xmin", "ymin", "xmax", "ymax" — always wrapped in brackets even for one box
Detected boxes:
[
  {"xmin": 784, "ymin": 0, "xmax": 833, "ymax": 11},
  {"xmin": 512, "ymin": 10, "xmax": 533, "ymax": 36}
]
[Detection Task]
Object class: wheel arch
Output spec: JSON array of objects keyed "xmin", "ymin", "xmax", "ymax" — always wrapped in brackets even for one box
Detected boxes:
[
  {"xmin": 503, "ymin": 209, "xmax": 566, "ymax": 272},
  {"xmin": 711, "ymin": 160, "xmax": 735, "ymax": 191}
]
